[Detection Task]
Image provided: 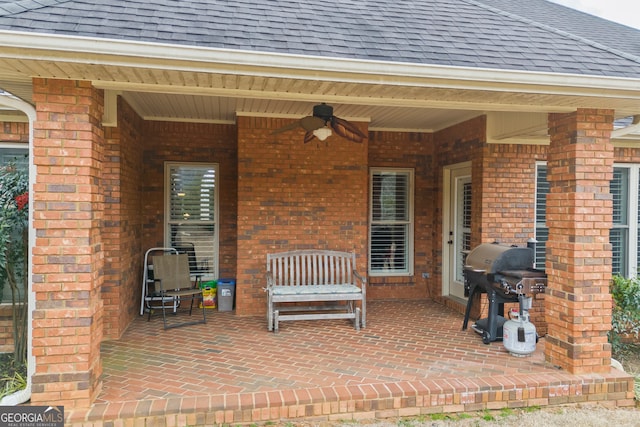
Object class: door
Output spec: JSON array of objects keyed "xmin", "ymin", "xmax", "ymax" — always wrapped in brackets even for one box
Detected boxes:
[{"xmin": 443, "ymin": 163, "xmax": 472, "ymax": 300}]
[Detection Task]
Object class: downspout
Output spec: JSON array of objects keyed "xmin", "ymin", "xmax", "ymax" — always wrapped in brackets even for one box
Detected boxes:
[
  {"xmin": 0, "ymin": 93, "xmax": 35, "ymax": 405},
  {"xmin": 612, "ymin": 115, "xmax": 640, "ymax": 138}
]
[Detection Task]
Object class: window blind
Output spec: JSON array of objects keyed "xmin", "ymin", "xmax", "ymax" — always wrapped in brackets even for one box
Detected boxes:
[
  {"xmin": 369, "ymin": 169, "xmax": 413, "ymax": 275},
  {"xmin": 167, "ymin": 164, "xmax": 218, "ymax": 279}
]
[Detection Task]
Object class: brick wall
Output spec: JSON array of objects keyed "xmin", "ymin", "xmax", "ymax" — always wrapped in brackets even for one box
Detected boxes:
[
  {"xmin": 480, "ymin": 144, "xmax": 547, "ymax": 243},
  {"xmin": 481, "ymin": 143, "xmax": 548, "ymax": 335},
  {"xmin": 30, "ymin": 78, "xmax": 104, "ymax": 407},
  {"xmin": 236, "ymin": 116, "xmax": 368, "ymax": 315},
  {"xmin": 368, "ymin": 130, "xmax": 434, "ymax": 299},
  {"xmin": 141, "ymin": 120, "xmax": 238, "ymax": 279},
  {"xmin": 101, "ymin": 98, "xmax": 145, "ymax": 339},
  {"xmin": 431, "ymin": 116, "xmax": 485, "ymax": 307}
]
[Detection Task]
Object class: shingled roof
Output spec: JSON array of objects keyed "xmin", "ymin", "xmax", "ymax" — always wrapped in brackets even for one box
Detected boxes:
[{"xmin": 0, "ymin": 0, "xmax": 639, "ymax": 78}]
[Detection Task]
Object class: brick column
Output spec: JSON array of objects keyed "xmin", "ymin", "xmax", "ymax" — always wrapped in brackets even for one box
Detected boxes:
[
  {"xmin": 545, "ymin": 109, "xmax": 614, "ymax": 374},
  {"xmin": 30, "ymin": 79, "xmax": 104, "ymax": 407}
]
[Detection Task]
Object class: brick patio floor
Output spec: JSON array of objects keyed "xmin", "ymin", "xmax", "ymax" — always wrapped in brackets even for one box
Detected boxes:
[{"xmin": 66, "ymin": 300, "xmax": 635, "ymax": 426}]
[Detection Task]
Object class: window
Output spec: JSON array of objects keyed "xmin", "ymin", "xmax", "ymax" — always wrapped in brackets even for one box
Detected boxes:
[
  {"xmin": 0, "ymin": 145, "xmax": 28, "ymax": 304},
  {"xmin": 455, "ymin": 178, "xmax": 472, "ymax": 284},
  {"xmin": 165, "ymin": 163, "xmax": 218, "ymax": 280},
  {"xmin": 534, "ymin": 163, "xmax": 549, "ymax": 270},
  {"xmin": 369, "ymin": 168, "xmax": 414, "ymax": 276},
  {"xmin": 610, "ymin": 166, "xmax": 639, "ymax": 277},
  {"xmin": 535, "ymin": 163, "xmax": 639, "ymax": 277}
]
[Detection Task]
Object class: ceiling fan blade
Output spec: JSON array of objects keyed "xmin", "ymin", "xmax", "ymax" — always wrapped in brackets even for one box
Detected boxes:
[
  {"xmin": 300, "ymin": 116, "xmax": 326, "ymax": 131},
  {"xmin": 330, "ymin": 117, "xmax": 367, "ymax": 143},
  {"xmin": 271, "ymin": 120, "xmax": 303, "ymax": 134},
  {"xmin": 303, "ymin": 130, "xmax": 316, "ymax": 143}
]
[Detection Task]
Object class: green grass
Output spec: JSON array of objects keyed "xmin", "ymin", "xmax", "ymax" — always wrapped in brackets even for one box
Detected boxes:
[{"xmin": 480, "ymin": 410, "xmax": 495, "ymax": 421}]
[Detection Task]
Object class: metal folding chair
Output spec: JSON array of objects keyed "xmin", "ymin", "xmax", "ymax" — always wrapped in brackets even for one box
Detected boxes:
[{"xmin": 148, "ymin": 253, "xmax": 206, "ymax": 329}]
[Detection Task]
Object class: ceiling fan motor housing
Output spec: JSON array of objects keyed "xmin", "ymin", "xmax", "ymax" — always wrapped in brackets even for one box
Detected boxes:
[{"xmin": 313, "ymin": 103, "xmax": 334, "ymax": 121}]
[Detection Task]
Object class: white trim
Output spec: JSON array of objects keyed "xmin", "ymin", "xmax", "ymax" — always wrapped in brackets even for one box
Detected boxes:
[
  {"xmin": 142, "ymin": 116, "xmax": 236, "ymax": 125},
  {"xmin": 0, "ymin": 93, "xmax": 35, "ymax": 406},
  {"xmin": 0, "ymin": 142, "xmax": 28, "ymax": 149},
  {"xmin": 1, "ymin": 30, "xmax": 640, "ymax": 97},
  {"xmin": 612, "ymin": 115, "xmax": 640, "ymax": 138},
  {"xmin": 628, "ymin": 167, "xmax": 639, "ymax": 278},
  {"xmin": 102, "ymin": 90, "xmax": 120, "ymax": 127},
  {"xmin": 368, "ymin": 127, "xmax": 434, "ymax": 133},
  {"xmin": 442, "ymin": 162, "xmax": 472, "ymax": 299}
]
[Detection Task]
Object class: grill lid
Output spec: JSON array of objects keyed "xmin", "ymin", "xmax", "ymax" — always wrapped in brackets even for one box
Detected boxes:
[{"xmin": 464, "ymin": 242, "xmax": 533, "ymax": 274}]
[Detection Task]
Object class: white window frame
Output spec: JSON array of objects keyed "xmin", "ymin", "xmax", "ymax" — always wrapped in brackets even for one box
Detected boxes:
[
  {"xmin": 368, "ymin": 168, "xmax": 414, "ymax": 277},
  {"xmin": 164, "ymin": 162, "xmax": 219, "ymax": 281},
  {"xmin": 610, "ymin": 165, "xmax": 639, "ymax": 277}
]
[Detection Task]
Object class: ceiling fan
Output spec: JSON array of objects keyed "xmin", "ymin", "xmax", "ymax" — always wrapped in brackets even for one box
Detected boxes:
[{"xmin": 272, "ymin": 103, "xmax": 367, "ymax": 143}]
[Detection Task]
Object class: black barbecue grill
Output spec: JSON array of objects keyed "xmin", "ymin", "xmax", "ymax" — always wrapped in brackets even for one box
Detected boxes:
[{"xmin": 462, "ymin": 242, "xmax": 547, "ymax": 344}]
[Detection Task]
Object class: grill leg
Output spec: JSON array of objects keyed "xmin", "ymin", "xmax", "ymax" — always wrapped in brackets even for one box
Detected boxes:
[
  {"xmin": 486, "ymin": 289, "xmax": 499, "ymax": 343},
  {"xmin": 462, "ymin": 284, "xmax": 477, "ymax": 330}
]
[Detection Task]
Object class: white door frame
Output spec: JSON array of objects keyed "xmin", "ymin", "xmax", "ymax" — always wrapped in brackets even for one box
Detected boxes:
[{"xmin": 442, "ymin": 161, "xmax": 471, "ymax": 300}]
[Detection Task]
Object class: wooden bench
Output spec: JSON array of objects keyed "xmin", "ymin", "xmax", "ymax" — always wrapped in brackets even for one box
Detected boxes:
[{"xmin": 265, "ymin": 250, "xmax": 366, "ymax": 332}]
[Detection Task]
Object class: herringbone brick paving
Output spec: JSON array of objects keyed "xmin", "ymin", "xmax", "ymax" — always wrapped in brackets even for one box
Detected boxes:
[
  {"xmin": 66, "ymin": 300, "xmax": 634, "ymax": 425},
  {"xmin": 98, "ymin": 300, "xmax": 548, "ymax": 401}
]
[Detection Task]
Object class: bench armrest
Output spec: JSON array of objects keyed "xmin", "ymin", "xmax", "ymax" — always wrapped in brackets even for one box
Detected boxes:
[
  {"xmin": 352, "ymin": 270, "xmax": 367, "ymax": 289},
  {"xmin": 265, "ymin": 271, "xmax": 275, "ymax": 289}
]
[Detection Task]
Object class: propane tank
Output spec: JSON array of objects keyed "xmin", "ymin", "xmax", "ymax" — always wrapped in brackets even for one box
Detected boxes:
[{"xmin": 503, "ymin": 299, "xmax": 537, "ymax": 356}]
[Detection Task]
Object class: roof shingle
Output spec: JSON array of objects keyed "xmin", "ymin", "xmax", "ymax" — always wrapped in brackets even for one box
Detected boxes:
[{"xmin": 0, "ymin": 0, "xmax": 638, "ymax": 78}]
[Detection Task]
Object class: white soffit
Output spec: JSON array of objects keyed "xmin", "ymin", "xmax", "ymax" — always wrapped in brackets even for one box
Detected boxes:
[{"xmin": 0, "ymin": 31, "xmax": 639, "ymax": 138}]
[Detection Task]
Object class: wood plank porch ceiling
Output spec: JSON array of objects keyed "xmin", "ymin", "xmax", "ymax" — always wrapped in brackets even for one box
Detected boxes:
[{"xmin": 1, "ymin": 51, "xmax": 640, "ymax": 135}]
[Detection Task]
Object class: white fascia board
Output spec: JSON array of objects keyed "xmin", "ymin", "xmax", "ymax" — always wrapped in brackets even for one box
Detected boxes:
[{"xmin": 0, "ymin": 30, "xmax": 639, "ymax": 97}]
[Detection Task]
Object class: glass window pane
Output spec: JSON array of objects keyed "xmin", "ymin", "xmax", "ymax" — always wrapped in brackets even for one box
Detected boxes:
[
  {"xmin": 535, "ymin": 164, "xmax": 549, "ymax": 269},
  {"xmin": 0, "ymin": 147, "xmax": 28, "ymax": 303},
  {"xmin": 167, "ymin": 163, "xmax": 218, "ymax": 280},
  {"xmin": 169, "ymin": 166, "xmax": 216, "ymax": 222},
  {"xmin": 455, "ymin": 180, "xmax": 472, "ymax": 283},
  {"xmin": 0, "ymin": 148, "xmax": 28, "ymax": 169},
  {"xmin": 371, "ymin": 172, "xmax": 409, "ymax": 222},
  {"xmin": 370, "ymin": 169, "xmax": 412, "ymax": 275},
  {"xmin": 170, "ymin": 223, "xmax": 216, "ymax": 275},
  {"xmin": 611, "ymin": 168, "xmax": 628, "ymax": 226},
  {"xmin": 536, "ymin": 165, "xmax": 548, "ymax": 225},
  {"xmin": 610, "ymin": 228, "xmax": 628, "ymax": 276},
  {"xmin": 370, "ymin": 224, "xmax": 408, "ymax": 271}
]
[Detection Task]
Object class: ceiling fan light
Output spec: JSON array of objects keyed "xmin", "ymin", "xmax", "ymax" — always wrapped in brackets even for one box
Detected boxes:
[{"xmin": 313, "ymin": 126, "xmax": 332, "ymax": 141}]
